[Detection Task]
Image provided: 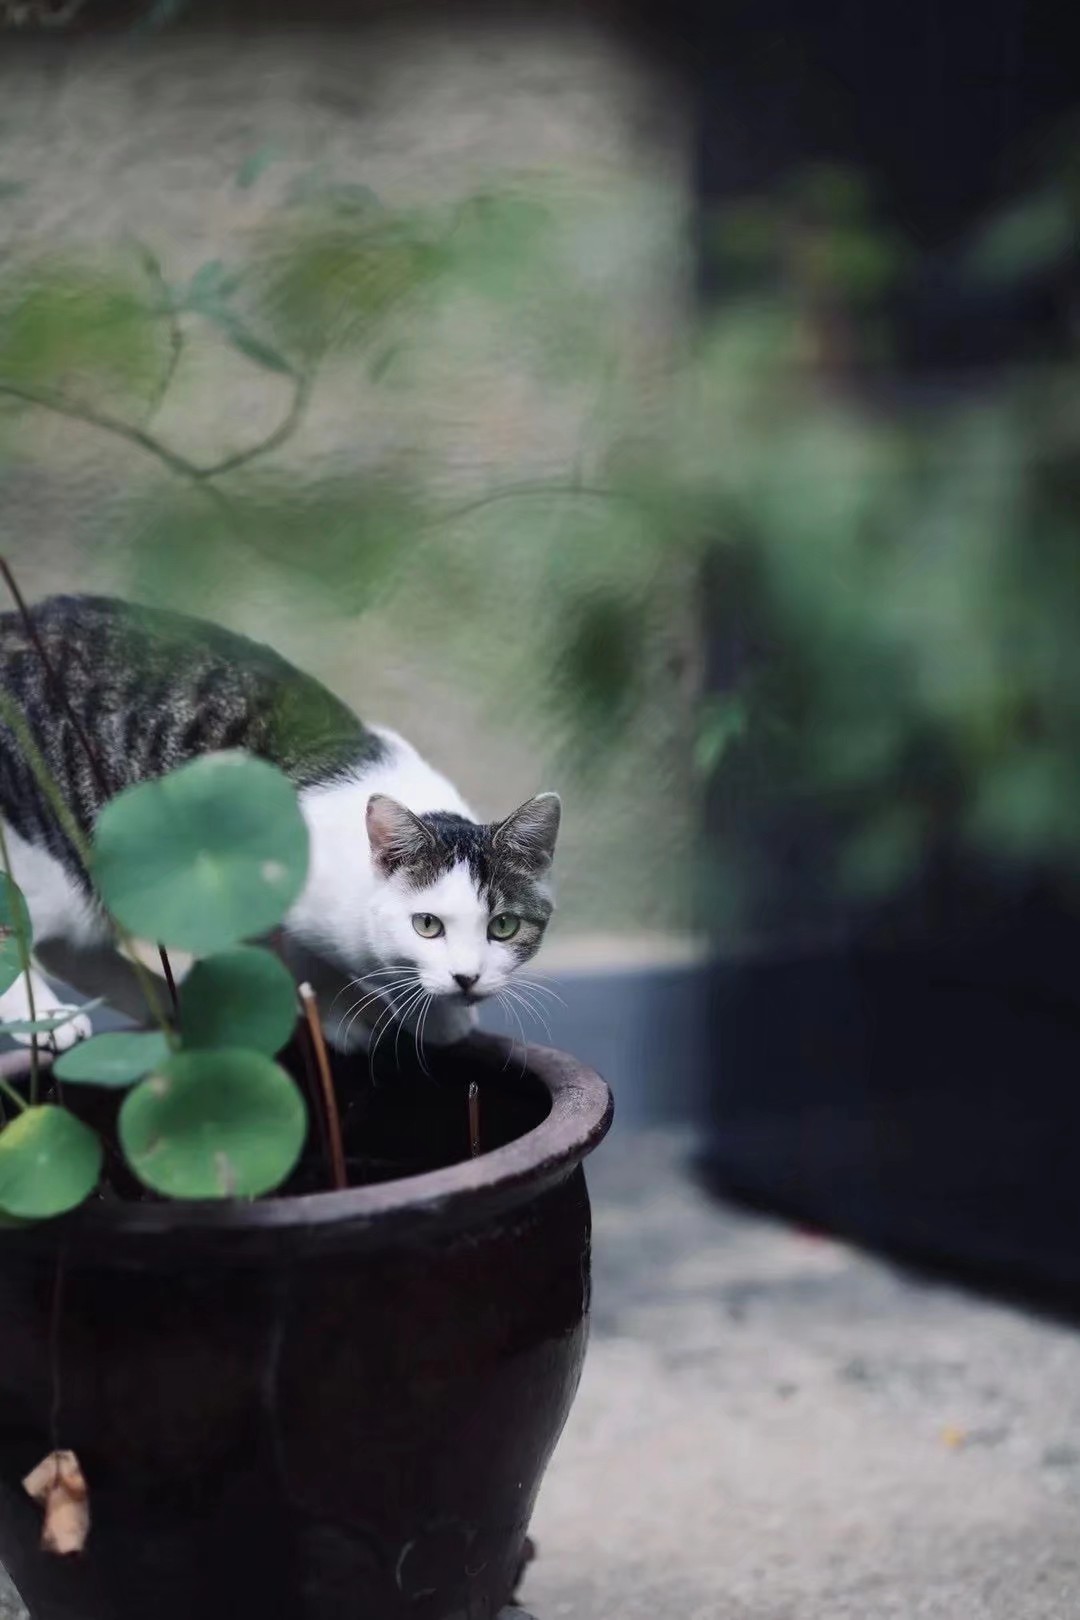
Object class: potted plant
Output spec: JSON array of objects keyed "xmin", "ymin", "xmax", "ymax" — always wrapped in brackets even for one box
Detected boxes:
[{"xmin": 0, "ymin": 597, "xmax": 612, "ymax": 1620}]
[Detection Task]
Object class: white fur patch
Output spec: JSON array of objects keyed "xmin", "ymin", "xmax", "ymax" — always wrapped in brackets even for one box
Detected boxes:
[
  {"xmin": 287, "ymin": 729, "xmax": 475, "ymax": 969},
  {"xmin": 0, "ymin": 820, "xmax": 107, "ymax": 950},
  {"xmin": 287, "ymin": 732, "xmax": 524, "ymax": 999}
]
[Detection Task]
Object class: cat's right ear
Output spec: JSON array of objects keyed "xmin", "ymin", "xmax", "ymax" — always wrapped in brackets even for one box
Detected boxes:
[
  {"xmin": 366, "ymin": 795, "xmax": 435, "ymax": 876},
  {"xmin": 492, "ymin": 791, "xmax": 562, "ymax": 873}
]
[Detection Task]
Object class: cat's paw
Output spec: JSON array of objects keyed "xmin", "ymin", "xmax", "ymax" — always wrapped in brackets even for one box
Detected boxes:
[
  {"xmin": 17, "ymin": 1004, "xmax": 92, "ymax": 1052},
  {"xmin": 2, "ymin": 1008, "xmax": 92, "ymax": 1052},
  {"xmin": 0, "ymin": 974, "xmax": 93, "ymax": 1052}
]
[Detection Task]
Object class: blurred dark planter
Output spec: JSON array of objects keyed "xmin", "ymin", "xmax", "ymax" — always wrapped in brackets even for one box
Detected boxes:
[
  {"xmin": 0, "ymin": 1033, "xmax": 612, "ymax": 1620},
  {"xmin": 702, "ymin": 894, "xmax": 1080, "ymax": 1299}
]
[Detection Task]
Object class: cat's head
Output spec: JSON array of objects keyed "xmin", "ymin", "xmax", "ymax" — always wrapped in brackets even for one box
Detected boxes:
[{"xmin": 365, "ymin": 792, "xmax": 560, "ymax": 1002}]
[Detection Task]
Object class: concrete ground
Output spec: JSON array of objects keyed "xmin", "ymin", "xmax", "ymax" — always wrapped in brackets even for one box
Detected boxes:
[
  {"xmin": 5, "ymin": 1129, "xmax": 1080, "ymax": 1619},
  {"xmin": 519, "ymin": 1131, "xmax": 1080, "ymax": 1620}
]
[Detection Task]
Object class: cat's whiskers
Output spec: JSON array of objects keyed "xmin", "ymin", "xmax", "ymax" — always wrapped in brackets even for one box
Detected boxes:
[
  {"xmin": 340, "ymin": 969, "xmax": 422, "ymax": 1038},
  {"xmin": 339, "ymin": 976, "xmax": 417, "ymax": 1048},
  {"xmin": 327, "ymin": 975, "xmax": 367, "ymax": 1015},
  {"xmin": 393, "ymin": 984, "xmax": 429, "ymax": 1071},
  {"xmin": 514, "ymin": 976, "xmax": 566, "ymax": 1009},
  {"xmin": 415, "ymin": 992, "xmax": 434, "ymax": 1079},
  {"xmin": 341, "ymin": 978, "xmax": 414, "ymax": 1019},
  {"xmin": 343, "ymin": 975, "xmax": 416, "ymax": 1015},
  {"xmin": 327, "ymin": 965, "xmax": 411, "ymax": 1016},
  {"xmin": 494, "ymin": 990, "xmax": 530, "ymax": 1080},
  {"xmin": 367, "ymin": 987, "xmax": 412, "ymax": 1079},
  {"xmin": 330, "ymin": 959, "xmax": 414, "ymax": 1036},
  {"xmin": 367, "ymin": 978, "xmax": 435, "ymax": 1078},
  {"xmin": 504, "ymin": 983, "xmax": 553, "ymax": 1043}
]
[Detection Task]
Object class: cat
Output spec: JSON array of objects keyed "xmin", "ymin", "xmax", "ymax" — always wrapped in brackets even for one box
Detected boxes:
[{"xmin": 0, "ymin": 594, "xmax": 560, "ymax": 1056}]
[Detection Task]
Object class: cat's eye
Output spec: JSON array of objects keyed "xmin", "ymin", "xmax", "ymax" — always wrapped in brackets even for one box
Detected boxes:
[
  {"xmin": 412, "ymin": 913, "xmax": 444, "ymax": 939},
  {"xmin": 488, "ymin": 913, "xmax": 521, "ymax": 942}
]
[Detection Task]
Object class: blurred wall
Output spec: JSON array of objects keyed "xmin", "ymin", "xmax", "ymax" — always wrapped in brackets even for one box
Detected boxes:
[{"xmin": 0, "ymin": 15, "xmax": 698, "ymax": 952}]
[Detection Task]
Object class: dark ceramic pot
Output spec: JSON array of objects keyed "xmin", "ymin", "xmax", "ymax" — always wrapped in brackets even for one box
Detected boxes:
[{"xmin": 0, "ymin": 1033, "xmax": 612, "ymax": 1620}]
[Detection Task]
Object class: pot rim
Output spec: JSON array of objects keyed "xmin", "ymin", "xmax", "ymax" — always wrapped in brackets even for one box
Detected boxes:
[{"xmin": 45, "ymin": 1032, "xmax": 613, "ymax": 1244}]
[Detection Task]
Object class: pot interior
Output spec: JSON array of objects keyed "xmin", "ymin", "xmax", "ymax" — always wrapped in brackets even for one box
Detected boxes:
[
  {"xmin": 318, "ymin": 1037, "xmax": 554, "ymax": 1191},
  {"xmin": 64, "ymin": 1035, "xmax": 554, "ymax": 1202}
]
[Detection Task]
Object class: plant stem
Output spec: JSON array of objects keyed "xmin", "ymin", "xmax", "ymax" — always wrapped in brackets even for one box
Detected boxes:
[
  {"xmin": 295, "ymin": 1017, "xmax": 333, "ymax": 1184},
  {"xmin": 0, "ymin": 689, "xmax": 174, "ymax": 1042},
  {"xmin": 468, "ymin": 1081, "xmax": 481, "ymax": 1158},
  {"xmin": 157, "ymin": 947, "xmax": 178, "ymax": 1011},
  {"xmin": 197, "ymin": 369, "xmax": 312, "ymax": 480},
  {"xmin": 132, "ymin": 239, "xmax": 185, "ymax": 428},
  {"xmin": 0, "ymin": 373, "xmax": 628, "ymax": 535},
  {"xmin": 0, "ymin": 362, "xmax": 311, "ymax": 490},
  {"xmin": 0, "ymin": 560, "xmax": 111, "ymax": 801},
  {"xmin": 298, "ymin": 983, "xmax": 347, "ymax": 1191},
  {"xmin": 428, "ymin": 479, "xmax": 630, "ymax": 533},
  {"xmin": 0, "ymin": 813, "xmax": 39, "ymax": 1102},
  {"xmin": 0, "ymin": 1074, "xmax": 28, "ymax": 1114},
  {"xmin": 0, "ymin": 693, "xmax": 92, "ymax": 867},
  {"xmin": 0, "ymin": 560, "xmax": 180, "ymax": 1019},
  {"xmin": 0, "ymin": 381, "xmax": 208, "ymax": 484}
]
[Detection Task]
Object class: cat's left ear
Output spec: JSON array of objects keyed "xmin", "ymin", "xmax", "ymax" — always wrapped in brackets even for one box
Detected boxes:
[{"xmin": 492, "ymin": 792, "xmax": 561, "ymax": 873}]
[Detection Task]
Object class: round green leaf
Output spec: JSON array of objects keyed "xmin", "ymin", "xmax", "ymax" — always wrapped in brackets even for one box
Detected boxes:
[
  {"xmin": 92, "ymin": 752, "xmax": 310, "ymax": 954},
  {"xmin": 54, "ymin": 1030, "xmax": 172, "ymax": 1088},
  {"xmin": 0, "ymin": 873, "xmax": 31, "ymax": 998},
  {"xmin": 0, "ymin": 1106, "xmax": 102, "ymax": 1219},
  {"xmin": 180, "ymin": 946, "xmax": 298, "ymax": 1055},
  {"xmin": 119, "ymin": 1048, "xmax": 307, "ymax": 1200}
]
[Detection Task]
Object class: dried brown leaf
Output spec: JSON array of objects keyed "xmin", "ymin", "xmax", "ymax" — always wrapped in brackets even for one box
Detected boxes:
[{"xmin": 23, "ymin": 1449, "xmax": 90, "ymax": 1555}]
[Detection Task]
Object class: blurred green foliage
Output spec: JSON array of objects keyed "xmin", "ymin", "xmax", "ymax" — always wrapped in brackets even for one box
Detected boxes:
[
  {"xmin": 0, "ymin": 252, "xmax": 171, "ymax": 400},
  {"xmin": 0, "ymin": 153, "xmax": 1077, "ymax": 941},
  {"xmin": 685, "ymin": 157, "xmax": 1080, "ymax": 937}
]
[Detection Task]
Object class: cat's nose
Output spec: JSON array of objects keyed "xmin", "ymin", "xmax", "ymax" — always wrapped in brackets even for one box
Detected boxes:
[{"xmin": 453, "ymin": 973, "xmax": 479, "ymax": 993}]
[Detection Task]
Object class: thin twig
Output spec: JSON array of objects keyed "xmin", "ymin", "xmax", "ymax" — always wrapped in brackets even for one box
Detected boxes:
[
  {"xmin": 295, "ymin": 1017, "xmax": 334, "ymax": 1185},
  {"xmin": 0, "ymin": 362, "xmax": 311, "ymax": 490},
  {"xmin": 266, "ymin": 933, "xmax": 334, "ymax": 1185},
  {"xmin": 0, "ymin": 380, "xmax": 208, "ymax": 484},
  {"xmin": 157, "ymin": 947, "xmax": 178, "ymax": 1011},
  {"xmin": 0, "ymin": 1041, "xmax": 51, "ymax": 1111},
  {"xmin": 0, "ymin": 559, "xmax": 180, "ymax": 1018},
  {"xmin": 0, "ymin": 1073, "xmax": 29, "ymax": 1113},
  {"xmin": 0, "ymin": 686, "xmax": 174, "ymax": 1040},
  {"xmin": 468, "ymin": 1081, "xmax": 481, "ymax": 1158},
  {"xmin": 133, "ymin": 239, "xmax": 186, "ymax": 429},
  {"xmin": 299, "ymin": 983, "xmax": 347, "ymax": 1191},
  {"xmin": 0, "ymin": 813, "xmax": 39, "ymax": 1101},
  {"xmin": 0, "ymin": 378, "xmax": 238, "ymax": 555},
  {"xmin": 0, "ymin": 690, "xmax": 96, "ymax": 870},
  {"xmin": 427, "ymin": 479, "xmax": 631, "ymax": 534},
  {"xmin": 197, "ymin": 369, "xmax": 312, "ymax": 480},
  {"xmin": 0, "ymin": 375, "xmax": 637, "ymax": 576},
  {"xmin": 0, "ymin": 560, "xmax": 111, "ymax": 801}
]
